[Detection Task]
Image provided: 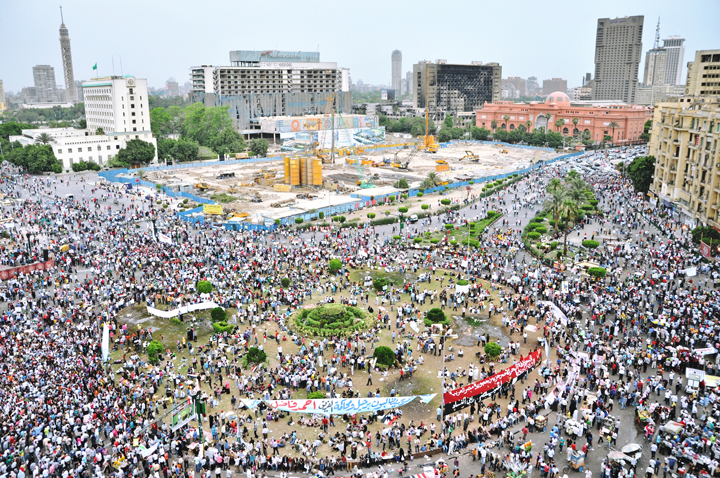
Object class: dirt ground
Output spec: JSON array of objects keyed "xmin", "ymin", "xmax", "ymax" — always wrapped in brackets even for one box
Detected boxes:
[{"xmin": 111, "ymin": 264, "xmax": 549, "ymax": 455}]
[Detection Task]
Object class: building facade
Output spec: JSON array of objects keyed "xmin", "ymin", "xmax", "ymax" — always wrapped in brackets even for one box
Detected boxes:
[
  {"xmin": 476, "ymin": 91, "xmax": 651, "ymax": 143},
  {"xmin": 32, "ymin": 65, "xmax": 59, "ymax": 103},
  {"xmin": 0, "ymin": 80, "xmax": 5, "ymax": 112},
  {"xmin": 391, "ymin": 50, "xmax": 402, "ymax": 94},
  {"xmin": 568, "ymin": 86, "xmax": 592, "ymax": 101},
  {"xmin": 189, "ymin": 50, "xmax": 351, "ymax": 130},
  {"xmin": 406, "ymin": 71, "xmax": 412, "ymax": 95},
  {"xmin": 542, "ymin": 78, "xmax": 567, "ymax": 95},
  {"xmin": 506, "ymin": 77, "xmax": 526, "ymax": 97},
  {"xmin": 59, "ymin": 13, "xmax": 77, "ymax": 103},
  {"xmin": 643, "ymin": 48, "xmax": 668, "ymax": 86},
  {"xmin": 82, "ymin": 76, "xmax": 151, "ymax": 136},
  {"xmin": 413, "ymin": 60, "xmax": 501, "ymax": 112},
  {"xmin": 635, "ymin": 84, "xmax": 685, "ymax": 106},
  {"xmin": 527, "ymin": 77, "xmax": 540, "ymax": 96},
  {"xmin": 592, "ymin": 16, "xmax": 644, "ymax": 104},
  {"xmin": 663, "ymin": 36, "xmax": 686, "ymax": 85},
  {"xmin": 649, "ymin": 96, "xmax": 720, "ymax": 228},
  {"xmin": 686, "ymin": 50, "xmax": 720, "ymax": 97}
]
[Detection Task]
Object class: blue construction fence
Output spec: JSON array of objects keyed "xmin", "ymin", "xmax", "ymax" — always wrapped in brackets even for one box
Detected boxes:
[{"xmin": 442, "ymin": 139, "xmax": 555, "ymax": 152}]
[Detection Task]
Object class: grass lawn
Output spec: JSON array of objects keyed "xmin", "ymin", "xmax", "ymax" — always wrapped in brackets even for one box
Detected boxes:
[{"xmin": 211, "ymin": 193, "xmax": 238, "ymax": 204}]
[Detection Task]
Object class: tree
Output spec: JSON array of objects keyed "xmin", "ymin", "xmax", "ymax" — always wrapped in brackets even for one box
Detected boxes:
[
  {"xmin": 21, "ymin": 144, "xmax": 62, "ymax": 174},
  {"xmin": 421, "ymin": 172, "xmax": 438, "ymax": 189},
  {"xmin": 394, "ymin": 178, "xmax": 409, "ymax": 189},
  {"xmin": 471, "ymin": 126, "xmax": 490, "ymax": 141},
  {"xmin": 572, "ymin": 117, "xmax": 579, "ymax": 138},
  {"xmin": 0, "ymin": 122, "xmax": 37, "ymax": 141},
  {"xmin": 150, "ymin": 107, "xmax": 171, "ymax": 136},
  {"xmin": 443, "ymin": 115, "xmax": 454, "ymax": 129},
  {"xmin": 116, "ymin": 139, "xmax": 155, "ymax": 166},
  {"xmin": 78, "ymin": 119, "xmax": 87, "ymax": 129},
  {"xmin": 244, "ymin": 347, "xmax": 267, "ymax": 365},
  {"xmin": 543, "ymin": 188, "xmax": 566, "ymax": 234},
  {"xmin": 96, "ymin": 127, "xmax": 105, "ymax": 135},
  {"xmin": 484, "ymin": 342, "xmax": 502, "ymax": 359},
  {"xmin": 328, "ymin": 258, "xmax": 342, "ymax": 274},
  {"xmin": 437, "ymin": 129, "xmax": 452, "ymax": 143},
  {"xmin": 210, "ymin": 307, "xmax": 226, "ymax": 322},
  {"xmin": 544, "ymin": 113, "xmax": 552, "ymax": 132},
  {"xmin": 146, "ymin": 340, "xmax": 164, "ymax": 364},
  {"xmin": 608, "ymin": 121, "xmax": 620, "ymax": 143},
  {"xmin": 182, "ymin": 103, "xmax": 233, "ymax": 146},
  {"xmin": 561, "ymin": 199, "xmax": 577, "ymax": 256},
  {"xmin": 209, "ymin": 128, "xmax": 245, "ymax": 158},
  {"xmin": 490, "ymin": 120, "xmax": 497, "ymax": 133},
  {"xmin": 425, "ymin": 308, "xmax": 447, "ymax": 324},
  {"xmin": 373, "ymin": 346, "xmax": 396, "ymax": 368},
  {"xmin": 626, "ymin": 155, "xmax": 656, "ymax": 193},
  {"xmin": 34, "ymin": 133, "xmax": 55, "ymax": 145},
  {"xmin": 173, "ymin": 138, "xmax": 200, "ymax": 162},
  {"xmin": 157, "ymin": 137, "xmax": 175, "ymax": 162},
  {"xmin": 249, "ymin": 138, "xmax": 269, "ymax": 157},
  {"xmin": 196, "ymin": 280, "xmax": 212, "ymax": 294},
  {"xmin": 555, "ymin": 119, "xmax": 565, "ymax": 134},
  {"xmin": 502, "ymin": 115, "xmax": 510, "ymax": 130},
  {"xmin": 281, "ymin": 277, "xmax": 291, "ymax": 288}
]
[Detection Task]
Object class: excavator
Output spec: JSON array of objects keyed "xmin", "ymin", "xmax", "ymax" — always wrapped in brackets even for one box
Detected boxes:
[
  {"xmin": 460, "ymin": 150, "xmax": 479, "ymax": 162},
  {"xmin": 195, "ymin": 182, "xmax": 212, "ymax": 190}
]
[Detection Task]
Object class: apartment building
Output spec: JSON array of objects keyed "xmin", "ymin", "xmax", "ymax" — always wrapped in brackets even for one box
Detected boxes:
[
  {"xmin": 686, "ymin": 50, "xmax": 720, "ymax": 97},
  {"xmin": 650, "ymin": 96, "xmax": 720, "ymax": 227}
]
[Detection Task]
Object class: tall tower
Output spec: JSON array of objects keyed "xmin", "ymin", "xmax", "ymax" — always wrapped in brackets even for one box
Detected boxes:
[
  {"xmin": 592, "ymin": 15, "xmax": 644, "ymax": 103},
  {"xmin": 663, "ymin": 36, "xmax": 686, "ymax": 85},
  {"xmin": 391, "ymin": 50, "xmax": 402, "ymax": 94},
  {"xmin": 59, "ymin": 7, "xmax": 77, "ymax": 103}
]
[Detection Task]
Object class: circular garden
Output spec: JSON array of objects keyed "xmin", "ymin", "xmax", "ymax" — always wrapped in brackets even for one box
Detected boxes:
[{"xmin": 292, "ymin": 303, "xmax": 370, "ymax": 337}]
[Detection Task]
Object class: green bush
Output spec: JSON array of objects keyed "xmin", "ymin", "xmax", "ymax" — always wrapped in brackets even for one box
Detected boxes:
[
  {"xmin": 146, "ymin": 340, "xmax": 164, "ymax": 364},
  {"xmin": 371, "ymin": 217, "xmax": 397, "ymax": 226},
  {"xmin": 393, "ymin": 235, "xmax": 402, "ymax": 240},
  {"xmin": 450, "ymin": 240, "xmax": 458, "ymax": 245},
  {"xmin": 430, "ymin": 239, "xmax": 439, "ymax": 244},
  {"xmin": 388, "ymin": 196, "xmax": 396, "ymax": 202},
  {"xmin": 444, "ymin": 224, "xmax": 454, "ymax": 230},
  {"xmin": 487, "ymin": 211, "xmax": 497, "ymax": 217},
  {"xmin": 274, "ymin": 219, "xmax": 281, "ymax": 225},
  {"xmin": 401, "ymin": 194, "xmax": 408, "ymax": 200},
  {"xmin": 399, "ymin": 207, "xmax": 409, "ymax": 213},
  {"xmin": 328, "ymin": 258, "xmax": 342, "ymax": 274},
  {"xmin": 292, "ymin": 303, "xmax": 367, "ymax": 337},
  {"xmin": 196, "ymin": 280, "xmax": 212, "ymax": 294},
  {"xmin": 281, "ymin": 277, "xmax": 291, "ymax": 288},
  {"xmin": 589, "ymin": 199, "xmax": 599, "ymax": 206},
  {"xmin": 367, "ymin": 213, "xmax": 376, "ymax": 219},
  {"xmin": 374, "ymin": 346, "xmax": 396, "ymax": 368},
  {"xmin": 469, "ymin": 181, "xmax": 474, "ymax": 185},
  {"xmin": 319, "ymin": 211, "xmax": 325, "ymax": 219},
  {"xmin": 242, "ymin": 347, "xmax": 267, "ymax": 367},
  {"xmin": 550, "ymin": 241, "xmax": 558, "ymax": 250},
  {"xmin": 530, "ymin": 217, "xmax": 544, "ymax": 223},
  {"xmin": 534, "ymin": 226, "xmax": 548, "ymax": 234},
  {"xmin": 421, "ymin": 204, "xmax": 429, "ymax": 210},
  {"xmin": 484, "ymin": 342, "xmax": 502, "ymax": 358},
  {"xmin": 212, "ymin": 321, "xmax": 234, "ymax": 334},
  {"xmin": 416, "ymin": 192, "xmax": 424, "ymax": 197},
  {"xmin": 424, "ymin": 307, "xmax": 450, "ymax": 327},
  {"xmin": 525, "ymin": 223, "xmax": 537, "ymax": 232},
  {"xmin": 587, "ymin": 267, "xmax": 607, "ymax": 278},
  {"xmin": 308, "ymin": 391, "xmax": 326, "ymax": 399},
  {"xmin": 527, "ymin": 232, "xmax": 541, "ymax": 240},
  {"xmin": 414, "ymin": 237, "xmax": 422, "ymax": 243},
  {"xmin": 457, "ymin": 279, "xmax": 469, "ymax": 286},
  {"xmin": 581, "ymin": 204, "xmax": 595, "ymax": 211},
  {"xmin": 441, "ymin": 199, "xmax": 451, "ymax": 205},
  {"xmin": 210, "ymin": 307, "xmax": 226, "ymax": 323},
  {"xmin": 295, "ymin": 217, "xmax": 304, "ymax": 224},
  {"xmin": 582, "ymin": 240, "xmax": 600, "ymax": 249},
  {"xmin": 373, "ymin": 277, "xmax": 390, "ymax": 292}
]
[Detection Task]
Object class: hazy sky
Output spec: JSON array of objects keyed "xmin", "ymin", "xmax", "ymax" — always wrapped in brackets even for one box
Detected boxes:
[{"xmin": 2, "ymin": 0, "xmax": 718, "ymax": 94}]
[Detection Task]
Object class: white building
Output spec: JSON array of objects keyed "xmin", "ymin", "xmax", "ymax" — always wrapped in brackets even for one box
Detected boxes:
[{"xmin": 82, "ymin": 76, "xmax": 151, "ymax": 136}]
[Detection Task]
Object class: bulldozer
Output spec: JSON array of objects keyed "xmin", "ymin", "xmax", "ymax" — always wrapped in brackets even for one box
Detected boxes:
[
  {"xmin": 228, "ymin": 185, "xmax": 239, "ymax": 194},
  {"xmin": 195, "ymin": 182, "xmax": 211, "ymax": 190},
  {"xmin": 435, "ymin": 159, "xmax": 448, "ymax": 165},
  {"xmin": 500, "ymin": 149, "xmax": 509, "ymax": 154},
  {"xmin": 460, "ymin": 150, "xmax": 479, "ymax": 162}
]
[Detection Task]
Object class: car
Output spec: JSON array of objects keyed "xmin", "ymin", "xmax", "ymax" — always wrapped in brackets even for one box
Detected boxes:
[{"xmin": 409, "ymin": 214, "xmax": 419, "ymax": 223}]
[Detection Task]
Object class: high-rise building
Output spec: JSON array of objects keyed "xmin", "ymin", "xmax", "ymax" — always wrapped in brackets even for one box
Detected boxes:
[
  {"xmin": 166, "ymin": 78, "xmax": 179, "ymax": 96},
  {"xmin": 82, "ymin": 76, "xmax": 152, "ymax": 136},
  {"xmin": 406, "ymin": 71, "xmax": 413, "ymax": 95},
  {"xmin": 592, "ymin": 15, "xmax": 644, "ymax": 103},
  {"xmin": 506, "ymin": 77, "xmax": 526, "ymax": 97},
  {"xmin": 643, "ymin": 48, "xmax": 668, "ymax": 86},
  {"xmin": 542, "ymin": 78, "xmax": 567, "ymax": 94},
  {"xmin": 391, "ymin": 50, "xmax": 402, "ymax": 94},
  {"xmin": 413, "ymin": 60, "xmax": 501, "ymax": 112},
  {"xmin": 649, "ymin": 96, "xmax": 720, "ymax": 228},
  {"xmin": 0, "ymin": 80, "xmax": 5, "ymax": 111},
  {"xmin": 685, "ymin": 50, "xmax": 720, "ymax": 97},
  {"xmin": 527, "ymin": 76, "xmax": 540, "ymax": 96},
  {"xmin": 663, "ymin": 36, "xmax": 686, "ymax": 85},
  {"xmin": 59, "ymin": 8, "xmax": 77, "ymax": 103},
  {"xmin": 75, "ymin": 80, "xmax": 85, "ymax": 102},
  {"xmin": 33, "ymin": 65, "xmax": 59, "ymax": 103}
]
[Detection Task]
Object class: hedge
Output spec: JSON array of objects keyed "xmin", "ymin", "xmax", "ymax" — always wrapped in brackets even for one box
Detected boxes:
[
  {"xmin": 430, "ymin": 239, "xmax": 439, "ymax": 244},
  {"xmin": 414, "ymin": 237, "xmax": 422, "ymax": 243},
  {"xmin": 393, "ymin": 235, "xmax": 401, "ymax": 240},
  {"xmin": 421, "ymin": 204, "xmax": 429, "ymax": 210},
  {"xmin": 210, "ymin": 307, "xmax": 226, "ymax": 323},
  {"xmin": 582, "ymin": 240, "xmax": 600, "ymax": 249},
  {"xmin": 587, "ymin": 267, "xmax": 607, "ymax": 278},
  {"xmin": 372, "ymin": 217, "xmax": 398, "ymax": 226},
  {"xmin": 441, "ymin": 199, "xmax": 451, "ymax": 206},
  {"xmin": 457, "ymin": 279, "xmax": 469, "ymax": 286},
  {"xmin": 534, "ymin": 226, "xmax": 548, "ymax": 234},
  {"xmin": 398, "ymin": 207, "xmax": 409, "ymax": 213},
  {"xmin": 212, "ymin": 321, "xmax": 234, "ymax": 334},
  {"xmin": 527, "ymin": 232, "xmax": 541, "ymax": 240},
  {"xmin": 367, "ymin": 213, "xmax": 376, "ymax": 219},
  {"xmin": 444, "ymin": 224, "xmax": 454, "ymax": 230}
]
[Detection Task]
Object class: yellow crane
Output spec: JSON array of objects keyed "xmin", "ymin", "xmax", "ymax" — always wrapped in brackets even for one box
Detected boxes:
[{"xmin": 423, "ymin": 67, "xmax": 439, "ymax": 153}]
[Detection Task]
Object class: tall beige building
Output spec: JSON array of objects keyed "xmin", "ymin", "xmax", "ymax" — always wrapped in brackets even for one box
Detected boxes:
[
  {"xmin": 649, "ymin": 95, "xmax": 720, "ymax": 227},
  {"xmin": 643, "ymin": 48, "xmax": 668, "ymax": 86},
  {"xmin": 592, "ymin": 16, "xmax": 644, "ymax": 104},
  {"xmin": 0, "ymin": 80, "xmax": 6, "ymax": 112},
  {"xmin": 685, "ymin": 50, "xmax": 720, "ymax": 97}
]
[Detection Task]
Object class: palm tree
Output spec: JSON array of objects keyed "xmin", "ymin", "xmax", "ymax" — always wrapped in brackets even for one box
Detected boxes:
[
  {"xmin": 543, "ymin": 188, "xmax": 566, "ymax": 236},
  {"xmin": 35, "ymin": 133, "xmax": 55, "ymax": 145},
  {"xmin": 555, "ymin": 119, "xmax": 565, "ymax": 134},
  {"xmin": 561, "ymin": 199, "xmax": 577, "ymax": 256},
  {"xmin": 502, "ymin": 115, "xmax": 510, "ymax": 130},
  {"xmin": 562, "ymin": 176, "xmax": 590, "ymax": 255},
  {"xmin": 544, "ymin": 113, "xmax": 552, "ymax": 133},
  {"xmin": 546, "ymin": 178, "xmax": 562, "ymax": 193},
  {"xmin": 422, "ymin": 172, "xmax": 438, "ymax": 189},
  {"xmin": 572, "ymin": 117, "xmax": 579, "ymax": 138},
  {"xmin": 608, "ymin": 121, "xmax": 620, "ymax": 144},
  {"xmin": 525, "ymin": 120, "xmax": 532, "ymax": 132},
  {"xmin": 491, "ymin": 120, "xmax": 497, "ymax": 134},
  {"xmin": 137, "ymin": 169, "xmax": 146, "ymax": 180}
]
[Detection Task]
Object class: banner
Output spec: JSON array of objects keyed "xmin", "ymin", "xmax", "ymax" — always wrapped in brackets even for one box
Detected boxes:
[
  {"xmin": 538, "ymin": 301, "xmax": 568, "ymax": 326},
  {"xmin": 203, "ymin": 204, "xmax": 223, "ymax": 215},
  {"xmin": 146, "ymin": 302, "xmax": 220, "ymax": 319},
  {"xmin": 172, "ymin": 402, "xmax": 195, "ymax": 431},
  {"xmin": 701, "ymin": 241, "xmax": 712, "ymax": 259},
  {"xmin": 241, "ymin": 394, "xmax": 435, "ymax": 415},
  {"xmin": 0, "ymin": 259, "xmax": 55, "ymax": 280},
  {"xmin": 101, "ymin": 322, "xmax": 109, "ymax": 362},
  {"xmin": 443, "ymin": 350, "xmax": 541, "ymax": 414},
  {"xmin": 158, "ymin": 233, "xmax": 172, "ymax": 245}
]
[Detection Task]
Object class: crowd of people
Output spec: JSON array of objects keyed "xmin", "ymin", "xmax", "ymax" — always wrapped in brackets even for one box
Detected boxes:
[{"xmin": 0, "ymin": 145, "xmax": 718, "ymax": 478}]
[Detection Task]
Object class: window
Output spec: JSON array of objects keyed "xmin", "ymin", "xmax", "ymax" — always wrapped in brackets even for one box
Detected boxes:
[
  {"xmin": 131, "ymin": 112, "xmax": 135, "ymax": 116},
  {"xmin": 133, "ymin": 128, "xmax": 137, "ymax": 132},
  {"xmin": 57, "ymin": 149, "xmax": 62, "ymax": 154},
  {"xmin": 107, "ymin": 146, "xmax": 111, "ymax": 150},
  {"xmin": 88, "ymin": 156, "xmax": 92, "ymax": 161},
  {"xmin": 68, "ymin": 148, "xmax": 72, "ymax": 153},
  {"xmin": 97, "ymin": 146, "xmax": 101, "ymax": 151},
  {"xmin": 98, "ymin": 155, "xmax": 102, "ymax": 161},
  {"xmin": 116, "ymin": 145, "xmax": 120, "ymax": 149},
  {"xmin": 131, "ymin": 104, "xmax": 135, "ymax": 109}
]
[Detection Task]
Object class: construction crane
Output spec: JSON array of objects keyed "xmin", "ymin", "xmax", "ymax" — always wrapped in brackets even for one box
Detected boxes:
[
  {"xmin": 315, "ymin": 93, "xmax": 336, "ymax": 164},
  {"xmin": 423, "ymin": 67, "xmax": 439, "ymax": 153}
]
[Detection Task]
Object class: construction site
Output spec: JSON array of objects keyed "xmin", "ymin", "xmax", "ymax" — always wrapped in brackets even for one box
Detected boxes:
[{"xmin": 142, "ymin": 138, "xmax": 558, "ymax": 224}]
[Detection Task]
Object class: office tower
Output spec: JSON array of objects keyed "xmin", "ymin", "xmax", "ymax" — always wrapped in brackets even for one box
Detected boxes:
[
  {"xmin": 166, "ymin": 78, "xmax": 179, "ymax": 96},
  {"xmin": 59, "ymin": 8, "xmax": 77, "ymax": 103},
  {"xmin": 391, "ymin": 50, "xmax": 402, "ymax": 94},
  {"xmin": 413, "ymin": 60, "xmax": 501, "ymax": 111},
  {"xmin": 406, "ymin": 71, "xmax": 413, "ymax": 95},
  {"xmin": 542, "ymin": 78, "xmax": 567, "ymax": 94},
  {"xmin": 592, "ymin": 15, "xmax": 644, "ymax": 103},
  {"xmin": 644, "ymin": 48, "xmax": 668, "ymax": 86},
  {"xmin": 506, "ymin": 77, "xmax": 526, "ymax": 97},
  {"xmin": 527, "ymin": 77, "xmax": 540, "ymax": 95},
  {"xmin": 685, "ymin": 50, "xmax": 720, "ymax": 97},
  {"xmin": 663, "ymin": 36, "xmax": 686, "ymax": 85},
  {"xmin": 82, "ymin": 76, "xmax": 151, "ymax": 135},
  {"xmin": 33, "ymin": 65, "xmax": 59, "ymax": 103}
]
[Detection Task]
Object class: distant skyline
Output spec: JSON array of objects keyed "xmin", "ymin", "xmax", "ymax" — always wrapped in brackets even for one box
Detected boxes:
[{"xmin": 0, "ymin": 0, "xmax": 718, "ymax": 94}]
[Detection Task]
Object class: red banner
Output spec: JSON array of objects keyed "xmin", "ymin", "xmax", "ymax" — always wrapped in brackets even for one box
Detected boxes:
[
  {"xmin": 443, "ymin": 349, "xmax": 542, "ymax": 414},
  {"xmin": 0, "ymin": 260, "xmax": 55, "ymax": 280},
  {"xmin": 701, "ymin": 241, "xmax": 712, "ymax": 259}
]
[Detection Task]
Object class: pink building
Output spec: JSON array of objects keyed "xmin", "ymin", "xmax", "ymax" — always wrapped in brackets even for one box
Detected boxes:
[{"xmin": 475, "ymin": 91, "xmax": 652, "ymax": 143}]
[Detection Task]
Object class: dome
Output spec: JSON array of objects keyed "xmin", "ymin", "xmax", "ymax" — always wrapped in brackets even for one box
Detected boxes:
[{"xmin": 545, "ymin": 91, "xmax": 571, "ymax": 105}]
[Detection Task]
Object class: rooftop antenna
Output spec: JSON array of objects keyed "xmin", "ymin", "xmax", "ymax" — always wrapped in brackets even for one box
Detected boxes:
[
  {"xmin": 60, "ymin": 5, "xmax": 64, "ymax": 24},
  {"xmin": 654, "ymin": 17, "xmax": 660, "ymax": 49}
]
